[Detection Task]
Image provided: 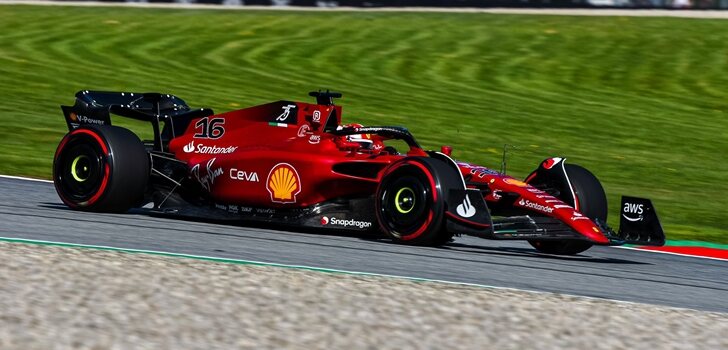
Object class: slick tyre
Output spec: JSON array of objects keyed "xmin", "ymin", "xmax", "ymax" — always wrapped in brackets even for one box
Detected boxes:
[
  {"xmin": 53, "ymin": 125, "xmax": 149, "ymax": 213},
  {"xmin": 529, "ymin": 164, "xmax": 607, "ymax": 255},
  {"xmin": 376, "ymin": 157, "xmax": 460, "ymax": 246}
]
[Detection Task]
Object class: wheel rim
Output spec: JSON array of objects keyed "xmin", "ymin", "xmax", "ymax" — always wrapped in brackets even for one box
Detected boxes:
[
  {"xmin": 394, "ymin": 187, "xmax": 415, "ymax": 214},
  {"xmin": 380, "ymin": 173, "xmax": 431, "ymax": 237},
  {"xmin": 56, "ymin": 136, "xmax": 106, "ymax": 203},
  {"xmin": 70, "ymin": 155, "xmax": 91, "ymax": 182}
]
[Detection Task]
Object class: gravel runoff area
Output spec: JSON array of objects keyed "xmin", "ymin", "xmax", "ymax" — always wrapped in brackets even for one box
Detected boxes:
[
  {"xmin": 1, "ymin": 242, "xmax": 727, "ymax": 350},
  {"xmin": 2, "ymin": 0, "xmax": 728, "ymax": 19}
]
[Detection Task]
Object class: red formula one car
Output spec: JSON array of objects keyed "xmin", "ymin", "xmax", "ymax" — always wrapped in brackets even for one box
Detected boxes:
[{"xmin": 53, "ymin": 90, "xmax": 665, "ymax": 255}]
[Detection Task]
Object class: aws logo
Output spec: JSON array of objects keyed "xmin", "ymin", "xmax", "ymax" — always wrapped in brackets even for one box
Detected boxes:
[
  {"xmin": 622, "ymin": 203, "xmax": 644, "ymax": 222},
  {"xmin": 266, "ymin": 163, "xmax": 301, "ymax": 203}
]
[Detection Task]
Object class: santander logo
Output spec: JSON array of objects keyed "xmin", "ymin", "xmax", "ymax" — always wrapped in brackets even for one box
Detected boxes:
[
  {"xmin": 183, "ymin": 141, "xmax": 195, "ymax": 153},
  {"xmin": 456, "ymin": 195, "xmax": 476, "ymax": 218},
  {"xmin": 518, "ymin": 199, "xmax": 554, "ymax": 214}
]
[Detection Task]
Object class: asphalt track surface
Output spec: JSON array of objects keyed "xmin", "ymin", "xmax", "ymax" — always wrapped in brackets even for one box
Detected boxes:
[{"xmin": 1, "ymin": 177, "xmax": 726, "ymax": 313}]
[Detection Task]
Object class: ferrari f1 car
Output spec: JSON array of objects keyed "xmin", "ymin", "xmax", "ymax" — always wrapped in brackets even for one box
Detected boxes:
[{"xmin": 53, "ymin": 90, "xmax": 665, "ymax": 255}]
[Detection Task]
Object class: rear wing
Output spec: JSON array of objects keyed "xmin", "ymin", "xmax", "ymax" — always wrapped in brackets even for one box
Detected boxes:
[{"xmin": 61, "ymin": 90, "xmax": 214, "ymax": 151}]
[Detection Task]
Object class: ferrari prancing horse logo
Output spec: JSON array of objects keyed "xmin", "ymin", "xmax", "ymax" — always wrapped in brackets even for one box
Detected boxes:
[{"xmin": 266, "ymin": 163, "xmax": 301, "ymax": 203}]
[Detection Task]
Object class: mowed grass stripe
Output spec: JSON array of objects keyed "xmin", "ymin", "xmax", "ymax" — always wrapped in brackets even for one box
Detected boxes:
[{"xmin": 0, "ymin": 5, "xmax": 727, "ymax": 242}]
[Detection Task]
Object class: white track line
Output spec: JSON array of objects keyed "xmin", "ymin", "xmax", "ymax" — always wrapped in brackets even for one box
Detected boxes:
[
  {"xmin": 614, "ymin": 246, "xmax": 728, "ymax": 262},
  {"xmin": 0, "ymin": 174, "xmax": 52, "ymax": 183},
  {"xmin": 0, "ymin": 235, "xmax": 695, "ymax": 311},
  {"xmin": 2, "ymin": 1, "xmax": 728, "ymax": 19},
  {"xmin": 2, "ymin": 173, "xmax": 726, "ymax": 261},
  {"xmin": 0, "ymin": 236, "xmax": 514, "ymax": 291}
]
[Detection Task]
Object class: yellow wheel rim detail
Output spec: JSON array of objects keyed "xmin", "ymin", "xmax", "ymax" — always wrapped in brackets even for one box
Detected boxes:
[
  {"xmin": 394, "ymin": 187, "xmax": 415, "ymax": 214},
  {"xmin": 71, "ymin": 155, "xmax": 89, "ymax": 182}
]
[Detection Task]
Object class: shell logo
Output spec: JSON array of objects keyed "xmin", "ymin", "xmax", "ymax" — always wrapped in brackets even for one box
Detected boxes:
[{"xmin": 266, "ymin": 163, "xmax": 301, "ymax": 203}]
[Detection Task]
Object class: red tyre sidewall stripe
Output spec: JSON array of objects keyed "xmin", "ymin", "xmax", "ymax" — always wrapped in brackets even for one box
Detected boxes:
[
  {"xmin": 54, "ymin": 128, "xmax": 111, "ymax": 208},
  {"xmin": 399, "ymin": 160, "xmax": 438, "ymax": 241}
]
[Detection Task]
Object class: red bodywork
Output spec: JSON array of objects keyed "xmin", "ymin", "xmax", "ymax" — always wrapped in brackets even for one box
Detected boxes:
[{"xmin": 167, "ymin": 100, "xmax": 611, "ymax": 245}]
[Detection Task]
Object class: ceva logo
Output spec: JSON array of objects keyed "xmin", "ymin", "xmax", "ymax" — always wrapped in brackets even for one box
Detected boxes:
[
  {"xmin": 229, "ymin": 168, "xmax": 259, "ymax": 182},
  {"xmin": 456, "ymin": 195, "xmax": 476, "ymax": 218},
  {"xmin": 183, "ymin": 141, "xmax": 195, "ymax": 153},
  {"xmin": 622, "ymin": 203, "xmax": 644, "ymax": 222}
]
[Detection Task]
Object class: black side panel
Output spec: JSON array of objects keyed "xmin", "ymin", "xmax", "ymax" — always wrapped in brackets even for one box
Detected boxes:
[
  {"xmin": 619, "ymin": 196, "xmax": 666, "ymax": 246},
  {"xmin": 445, "ymin": 188, "xmax": 494, "ymax": 237}
]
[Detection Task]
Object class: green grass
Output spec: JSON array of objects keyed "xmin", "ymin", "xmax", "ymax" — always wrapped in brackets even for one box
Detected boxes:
[{"xmin": 0, "ymin": 5, "xmax": 727, "ymax": 243}]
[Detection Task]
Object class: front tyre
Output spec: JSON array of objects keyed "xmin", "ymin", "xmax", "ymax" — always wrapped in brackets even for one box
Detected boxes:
[
  {"xmin": 376, "ymin": 157, "xmax": 460, "ymax": 246},
  {"xmin": 529, "ymin": 164, "xmax": 607, "ymax": 255},
  {"xmin": 53, "ymin": 126, "xmax": 149, "ymax": 212}
]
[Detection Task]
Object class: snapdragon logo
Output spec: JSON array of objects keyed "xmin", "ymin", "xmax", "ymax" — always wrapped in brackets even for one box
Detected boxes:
[
  {"xmin": 518, "ymin": 199, "xmax": 554, "ymax": 214},
  {"xmin": 321, "ymin": 216, "xmax": 372, "ymax": 229}
]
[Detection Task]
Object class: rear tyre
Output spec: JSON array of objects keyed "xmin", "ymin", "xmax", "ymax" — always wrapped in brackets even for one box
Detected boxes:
[
  {"xmin": 53, "ymin": 126, "xmax": 149, "ymax": 212},
  {"xmin": 529, "ymin": 164, "xmax": 607, "ymax": 255},
  {"xmin": 376, "ymin": 158, "xmax": 460, "ymax": 246}
]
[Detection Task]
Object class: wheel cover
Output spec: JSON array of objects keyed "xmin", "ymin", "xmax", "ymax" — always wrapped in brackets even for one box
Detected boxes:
[
  {"xmin": 394, "ymin": 187, "xmax": 416, "ymax": 214},
  {"xmin": 380, "ymin": 172, "xmax": 432, "ymax": 238},
  {"xmin": 56, "ymin": 135, "xmax": 106, "ymax": 203},
  {"xmin": 70, "ymin": 155, "xmax": 91, "ymax": 182}
]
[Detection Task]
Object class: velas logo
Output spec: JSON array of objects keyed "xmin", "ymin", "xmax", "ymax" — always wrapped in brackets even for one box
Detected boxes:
[
  {"xmin": 183, "ymin": 141, "xmax": 195, "ymax": 153},
  {"xmin": 456, "ymin": 195, "xmax": 476, "ymax": 218},
  {"xmin": 518, "ymin": 199, "xmax": 554, "ymax": 214},
  {"xmin": 321, "ymin": 216, "xmax": 372, "ymax": 229},
  {"xmin": 542, "ymin": 157, "xmax": 563, "ymax": 170},
  {"xmin": 622, "ymin": 203, "xmax": 644, "ymax": 222},
  {"xmin": 267, "ymin": 163, "xmax": 301, "ymax": 203}
]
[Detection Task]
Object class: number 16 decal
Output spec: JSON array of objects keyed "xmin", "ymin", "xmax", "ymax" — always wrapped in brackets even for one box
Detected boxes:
[{"xmin": 194, "ymin": 117, "xmax": 225, "ymax": 139}]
